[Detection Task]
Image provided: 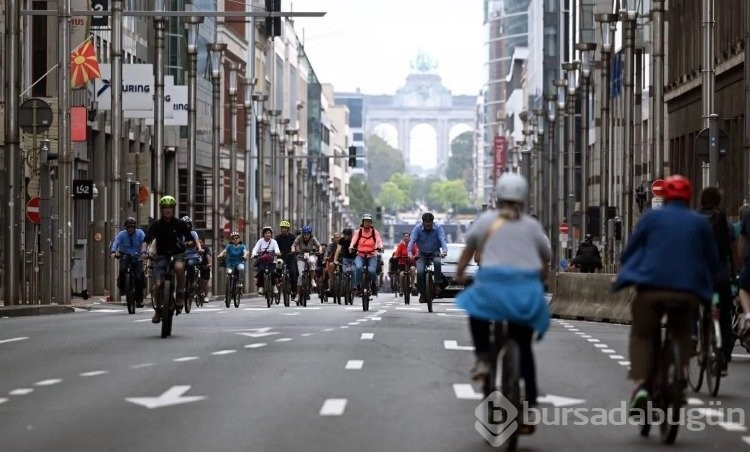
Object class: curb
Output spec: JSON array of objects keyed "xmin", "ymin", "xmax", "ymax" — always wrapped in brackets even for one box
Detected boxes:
[{"xmin": 0, "ymin": 305, "xmax": 76, "ymax": 317}]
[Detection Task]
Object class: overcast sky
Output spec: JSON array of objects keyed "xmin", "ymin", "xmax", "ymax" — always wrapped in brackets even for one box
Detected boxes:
[{"xmin": 289, "ymin": 0, "xmax": 485, "ymax": 96}]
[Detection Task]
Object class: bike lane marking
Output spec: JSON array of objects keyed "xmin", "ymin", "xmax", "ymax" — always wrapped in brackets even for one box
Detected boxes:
[
  {"xmin": 0, "ymin": 336, "xmax": 30, "ymax": 345},
  {"xmin": 319, "ymin": 398, "xmax": 347, "ymax": 416},
  {"xmin": 345, "ymin": 360, "xmax": 364, "ymax": 370}
]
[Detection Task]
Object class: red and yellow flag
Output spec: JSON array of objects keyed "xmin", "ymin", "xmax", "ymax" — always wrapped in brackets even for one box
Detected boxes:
[{"xmin": 70, "ymin": 39, "xmax": 101, "ymax": 89}]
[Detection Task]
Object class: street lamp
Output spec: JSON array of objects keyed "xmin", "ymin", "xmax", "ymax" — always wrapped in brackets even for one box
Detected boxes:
[
  {"xmin": 208, "ymin": 42, "xmax": 227, "ymax": 295},
  {"xmin": 252, "ymin": 92, "xmax": 268, "ymax": 236},
  {"xmin": 276, "ymin": 117, "xmax": 290, "ymax": 222},
  {"xmin": 620, "ymin": 1, "xmax": 638, "ymax": 241},
  {"xmin": 267, "ymin": 109, "xmax": 281, "ymax": 227},
  {"xmin": 562, "ymin": 61, "xmax": 579, "ymax": 257},
  {"xmin": 575, "ymin": 42, "xmax": 596, "ymax": 239},
  {"xmin": 227, "ymin": 62, "xmax": 241, "ymax": 232},
  {"xmin": 182, "ymin": 16, "xmax": 204, "ymax": 221}
]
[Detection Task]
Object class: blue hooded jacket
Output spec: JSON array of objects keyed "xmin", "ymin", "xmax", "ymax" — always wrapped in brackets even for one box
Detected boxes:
[{"xmin": 613, "ymin": 201, "xmax": 719, "ymax": 302}]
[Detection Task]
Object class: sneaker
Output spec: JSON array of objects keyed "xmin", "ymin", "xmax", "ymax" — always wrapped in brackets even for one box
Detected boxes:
[
  {"xmin": 471, "ymin": 360, "xmax": 491, "ymax": 381},
  {"xmin": 411, "ymin": 286, "xmax": 418, "ymax": 296},
  {"xmin": 629, "ymin": 386, "xmax": 649, "ymax": 417},
  {"xmin": 151, "ymin": 310, "xmax": 162, "ymax": 324},
  {"xmin": 273, "ymin": 285, "xmax": 279, "ymax": 295},
  {"xmin": 258, "ymin": 287, "xmax": 265, "ymax": 296},
  {"xmin": 312, "ymin": 279, "xmax": 317, "ymax": 289}
]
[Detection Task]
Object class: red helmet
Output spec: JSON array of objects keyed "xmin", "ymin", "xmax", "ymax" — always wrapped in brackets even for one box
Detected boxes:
[{"xmin": 663, "ymin": 175, "xmax": 692, "ymax": 203}]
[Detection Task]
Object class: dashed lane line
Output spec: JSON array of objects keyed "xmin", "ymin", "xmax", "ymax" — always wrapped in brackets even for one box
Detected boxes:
[
  {"xmin": 275, "ymin": 338, "xmax": 292, "ymax": 342},
  {"xmin": 0, "ymin": 398, "xmax": 7, "ymax": 405},
  {"xmin": 34, "ymin": 379, "xmax": 62, "ymax": 386},
  {"xmin": 452, "ymin": 384, "xmax": 482, "ymax": 400},
  {"xmin": 361, "ymin": 333, "xmax": 374, "ymax": 340},
  {"xmin": 9, "ymin": 388, "xmax": 33, "ymax": 396},
  {"xmin": 345, "ymin": 360, "xmax": 364, "ymax": 370},
  {"xmin": 245, "ymin": 343, "xmax": 267, "ymax": 349},
  {"xmin": 319, "ymin": 399, "xmax": 347, "ymax": 416},
  {"xmin": 174, "ymin": 357, "xmax": 199, "ymax": 362},
  {"xmin": 0, "ymin": 336, "xmax": 30, "ymax": 345},
  {"xmin": 80, "ymin": 370, "xmax": 108, "ymax": 377},
  {"xmin": 211, "ymin": 350, "xmax": 237, "ymax": 355}
]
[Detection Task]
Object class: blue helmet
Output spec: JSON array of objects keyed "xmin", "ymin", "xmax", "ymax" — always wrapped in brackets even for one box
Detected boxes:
[{"xmin": 301, "ymin": 225, "xmax": 313, "ymax": 234}]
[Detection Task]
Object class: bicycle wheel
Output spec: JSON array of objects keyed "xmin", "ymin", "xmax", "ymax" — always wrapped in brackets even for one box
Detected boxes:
[
  {"xmin": 362, "ymin": 273, "xmax": 370, "ymax": 312},
  {"xmin": 658, "ymin": 339, "xmax": 682, "ymax": 445},
  {"xmin": 343, "ymin": 274, "xmax": 352, "ymax": 305},
  {"xmin": 299, "ymin": 273, "xmax": 308, "ymax": 308},
  {"xmin": 402, "ymin": 273, "xmax": 410, "ymax": 305},
  {"xmin": 500, "ymin": 339, "xmax": 521, "ymax": 451},
  {"xmin": 265, "ymin": 272, "xmax": 273, "ymax": 308},
  {"xmin": 161, "ymin": 279, "xmax": 173, "ymax": 338},
  {"xmin": 282, "ymin": 272, "xmax": 291, "ymax": 307},
  {"xmin": 425, "ymin": 271, "xmax": 434, "ymax": 313},
  {"xmin": 195, "ymin": 280, "xmax": 205, "ymax": 307},
  {"xmin": 125, "ymin": 273, "xmax": 136, "ymax": 314},
  {"xmin": 184, "ymin": 280, "xmax": 193, "ymax": 314},
  {"xmin": 225, "ymin": 275, "xmax": 232, "ymax": 308},
  {"xmin": 686, "ymin": 318, "xmax": 705, "ymax": 392},
  {"xmin": 705, "ymin": 323, "xmax": 722, "ymax": 397}
]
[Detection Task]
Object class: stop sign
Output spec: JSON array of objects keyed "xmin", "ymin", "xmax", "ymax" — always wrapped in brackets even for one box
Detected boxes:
[
  {"xmin": 26, "ymin": 197, "xmax": 41, "ymax": 224},
  {"xmin": 559, "ymin": 222, "xmax": 569, "ymax": 234},
  {"xmin": 651, "ymin": 179, "xmax": 666, "ymax": 197}
]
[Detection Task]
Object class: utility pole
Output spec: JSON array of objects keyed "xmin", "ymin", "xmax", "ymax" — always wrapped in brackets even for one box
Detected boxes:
[
  {"xmin": 621, "ymin": 7, "xmax": 637, "ymax": 241},
  {"xmin": 228, "ymin": 62, "xmax": 240, "ymax": 232},
  {"xmin": 54, "ymin": 0, "xmax": 73, "ymax": 304},
  {"xmin": 651, "ymin": 0, "xmax": 666, "ymax": 179},
  {"xmin": 244, "ymin": 9, "xmax": 257, "ymax": 290},
  {"xmin": 208, "ymin": 42, "xmax": 227, "ymax": 295},
  {"xmin": 153, "ymin": 1, "xmax": 166, "ymax": 205},
  {"xmin": 183, "ymin": 15, "xmax": 203, "ymax": 221},
  {"xmin": 110, "ymin": 0, "xmax": 123, "ymax": 301},
  {"xmin": 702, "ymin": 0, "xmax": 718, "ymax": 187},
  {"xmin": 3, "ymin": 0, "xmax": 22, "ymax": 305}
]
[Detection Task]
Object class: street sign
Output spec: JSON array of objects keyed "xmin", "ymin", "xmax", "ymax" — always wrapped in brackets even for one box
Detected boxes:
[
  {"xmin": 559, "ymin": 222, "xmax": 569, "ymax": 234},
  {"xmin": 651, "ymin": 179, "xmax": 666, "ymax": 197},
  {"xmin": 91, "ymin": 0, "xmax": 109, "ymax": 27},
  {"xmin": 73, "ymin": 180, "xmax": 94, "ymax": 199},
  {"xmin": 26, "ymin": 197, "xmax": 41, "ymax": 224},
  {"xmin": 651, "ymin": 196, "xmax": 664, "ymax": 209},
  {"xmin": 559, "ymin": 233, "xmax": 569, "ymax": 243},
  {"xmin": 19, "ymin": 98, "xmax": 54, "ymax": 134}
]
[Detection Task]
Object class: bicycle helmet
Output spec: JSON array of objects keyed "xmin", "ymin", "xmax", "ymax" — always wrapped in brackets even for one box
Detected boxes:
[
  {"xmin": 124, "ymin": 217, "xmax": 137, "ymax": 227},
  {"xmin": 301, "ymin": 225, "xmax": 313, "ymax": 234},
  {"xmin": 495, "ymin": 172, "xmax": 528, "ymax": 203},
  {"xmin": 279, "ymin": 220, "xmax": 291, "ymax": 228},
  {"xmin": 230, "ymin": 231, "xmax": 240, "ymax": 239},
  {"xmin": 181, "ymin": 215, "xmax": 192, "ymax": 224},
  {"xmin": 421, "ymin": 212, "xmax": 434, "ymax": 222},
  {"xmin": 159, "ymin": 195, "xmax": 176, "ymax": 207},
  {"xmin": 262, "ymin": 226, "xmax": 273, "ymax": 235},
  {"xmin": 342, "ymin": 227, "xmax": 353, "ymax": 235},
  {"xmin": 663, "ymin": 175, "xmax": 692, "ymax": 203},
  {"xmin": 362, "ymin": 213, "xmax": 373, "ymax": 221}
]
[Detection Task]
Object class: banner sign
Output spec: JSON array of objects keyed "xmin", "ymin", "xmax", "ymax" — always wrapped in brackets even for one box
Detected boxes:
[
  {"xmin": 492, "ymin": 135, "xmax": 507, "ymax": 180},
  {"xmin": 95, "ymin": 64, "xmax": 155, "ymax": 112}
]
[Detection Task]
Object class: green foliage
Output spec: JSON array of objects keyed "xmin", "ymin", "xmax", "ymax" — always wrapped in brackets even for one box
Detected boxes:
[
  {"xmin": 377, "ymin": 181, "xmax": 410, "ymax": 211},
  {"xmin": 446, "ymin": 131, "xmax": 475, "ymax": 188},
  {"xmin": 366, "ymin": 135, "xmax": 405, "ymax": 195},
  {"xmin": 348, "ymin": 174, "xmax": 376, "ymax": 219},
  {"xmin": 412, "ymin": 174, "xmax": 441, "ymax": 202},
  {"xmin": 389, "ymin": 172, "xmax": 415, "ymax": 195},
  {"xmin": 426, "ymin": 179, "xmax": 471, "ymax": 211}
]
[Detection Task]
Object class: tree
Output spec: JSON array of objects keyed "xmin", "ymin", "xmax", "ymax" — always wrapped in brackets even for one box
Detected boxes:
[
  {"xmin": 389, "ymin": 172, "xmax": 415, "ymax": 195},
  {"xmin": 426, "ymin": 179, "xmax": 471, "ymax": 211},
  {"xmin": 446, "ymin": 131, "xmax": 474, "ymax": 189},
  {"xmin": 412, "ymin": 174, "xmax": 441, "ymax": 203},
  {"xmin": 366, "ymin": 135, "xmax": 405, "ymax": 195},
  {"xmin": 348, "ymin": 174, "xmax": 376, "ymax": 220},
  {"xmin": 377, "ymin": 181, "xmax": 410, "ymax": 211}
]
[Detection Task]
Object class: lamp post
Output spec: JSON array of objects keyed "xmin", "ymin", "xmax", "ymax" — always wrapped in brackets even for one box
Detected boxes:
[
  {"xmin": 242, "ymin": 76, "xmax": 257, "ymax": 285},
  {"xmin": 154, "ymin": 0, "xmax": 167, "ymax": 203},
  {"xmin": 276, "ymin": 117, "xmax": 290, "ymax": 222},
  {"xmin": 554, "ymin": 78, "xmax": 567, "ymax": 258},
  {"xmin": 562, "ymin": 61, "xmax": 579, "ymax": 255},
  {"xmin": 544, "ymin": 94, "xmax": 557, "ymax": 249},
  {"xmin": 285, "ymin": 128, "xmax": 299, "ymax": 223},
  {"xmin": 533, "ymin": 108, "xmax": 545, "ymax": 220},
  {"xmin": 252, "ymin": 92, "xmax": 268, "ymax": 236},
  {"xmin": 267, "ymin": 109, "xmax": 281, "ymax": 227},
  {"xmin": 182, "ymin": 16, "xmax": 204, "ymax": 221},
  {"xmin": 651, "ymin": 0, "xmax": 666, "ymax": 179},
  {"xmin": 227, "ymin": 62, "xmax": 241, "ymax": 232},
  {"xmin": 576, "ymin": 42, "xmax": 596, "ymax": 239},
  {"xmin": 596, "ymin": 13, "xmax": 618, "ymax": 270},
  {"xmin": 620, "ymin": 3, "xmax": 637, "ymax": 240},
  {"xmin": 208, "ymin": 42, "xmax": 227, "ymax": 295}
]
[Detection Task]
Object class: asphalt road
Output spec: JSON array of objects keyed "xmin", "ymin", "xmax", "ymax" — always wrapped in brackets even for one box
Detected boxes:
[{"xmin": 2, "ymin": 292, "xmax": 750, "ymax": 451}]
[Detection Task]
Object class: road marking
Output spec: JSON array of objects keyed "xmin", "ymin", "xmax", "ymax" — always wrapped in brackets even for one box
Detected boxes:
[
  {"xmin": 126, "ymin": 385, "xmax": 206, "ymax": 409},
  {"xmin": 238, "ymin": 332, "xmax": 279, "ymax": 338},
  {"xmin": 575, "ymin": 332, "xmax": 586, "ymax": 336},
  {"xmin": 444, "ymin": 340, "xmax": 475, "ymax": 351},
  {"xmin": 130, "ymin": 363, "xmax": 155, "ymax": 369},
  {"xmin": 452, "ymin": 384, "xmax": 482, "ymax": 400},
  {"xmin": 275, "ymin": 338, "xmax": 292, "ymax": 342},
  {"xmin": 687, "ymin": 398, "xmax": 704, "ymax": 405},
  {"xmin": 594, "ymin": 344, "xmax": 608, "ymax": 348},
  {"xmin": 80, "ymin": 370, "xmax": 108, "ymax": 377},
  {"xmin": 323, "ymin": 328, "xmax": 335, "ymax": 332},
  {"xmin": 601, "ymin": 349, "xmax": 616, "ymax": 354},
  {"xmin": 356, "ymin": 318, "xmax": 369, "ymax": 322},
  {"xmin": 695, "ymin": 407, "xmax": 724, "ymax": 418},
  {"xmin": 9, "ymin": 388, "xmax": 33, "ymax": 396},
  {"xmin": 0, "ymin": 398, "xmax": 7, "ymax": 405},
  {"xmin": 245, "ymin": 343, "xmax": 267, "ymax": 349},
  {"xmin": 192, "ymin": 308, "xmax": 221, "ymax": 313},
  {"xmin": 348, "ymin": 322, "xmax": 360, "ymax": 325},
  {"xmin": 319, "ymin": 398, "xmax": 348, "ymax": 416},
  {"xmin": 345, "ymin": 307, "xmax": 359, "ymax": 311},
  {"xmin": 718, "ymin": 421, "xmax": 747, "ymax": 432},
  {"xmin": 174, "ymin": 357, "xmax": 199, "ymax": 362},
  {"xmin": 369, "ymin": 316, "xmax": 382, "ymax": 321},
  {"xmin": 580, "ymin": 335, "xmax": 592, "ymax": 339},
  {"xmin": 538, "ymin": 394, "xmax": 586, "ymax": 407},
  {"xmin": 211, "ymin": 350, "xmax": 237, "ymax": 355},
  {"xmin": 446, "ymin": 308, "xmax": 465, "ymax": 312},
  {"xmin": 568, "ymin": 328, "xmax": 579, "ymax": 331},
  {"xmin": 345, "ymin": 360, "xmax": 364, "ymax": 370},
  {"xmin": 283, "ymin": 312, "xmax": 300, "ymax": 316},
  {"xmin": 618, "ymin": 361, "xmax": 631, "ymax": 366},
  {"xmin": 586, "ymin": 338, "xmax": 600, "ymax": 343},
  {"xmin": 742, "ymin": 436, "xmax": 750, "ymax": 446},
  {"xmin": 731, "ymin": 354, "xmax": 750, "ymax": 360},
  {"xmin": 340, "ymin": 326, "xmax": 349, "ymax": 329},
  {"xmin": 34, "ymin": 379, "xmax": 62, "ymax": 386},
  {"xmin": 243, "ymin": 308, "xmax": 269, "ymax": 311},
  {"xmin": 396, "ymin": 307, "xmax": 420, "ymax": 311},
  {"xmin": 361, "ymin": 333, "xmax": 374, "ymax": 340},
  {"xmin": 0, "ymin": 336, "xmax": 29, "ymax": 345},
  {"xmin": 133, "ymin": 318, "xmax": 151, "ymax": 322},
  {"xmin": 610, "ymin": 355, "xmax": 626, "ymax": 360},
  {"xmin": 294, "ymin": 306, "xmax": 321, "ymax": 310},
  {"xmin": 300, "ymin": 333, "xmax": 314, "ymax": 337}
]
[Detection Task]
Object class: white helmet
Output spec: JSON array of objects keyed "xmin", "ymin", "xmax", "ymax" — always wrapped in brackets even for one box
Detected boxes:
[{"xmin": 495, "ymin": 172, "xmax": 528, "ymax": 203}]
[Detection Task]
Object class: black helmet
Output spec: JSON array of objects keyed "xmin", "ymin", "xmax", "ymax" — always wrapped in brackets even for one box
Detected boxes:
[
  {"xmin": 342, "ymin": 227, "xmax": 353, "ymax": 235},
  {"xmin": 422, "ymin": 212, "xmax": 434, "ymax": 222},
  {"xmin": 124, "ymin": 217, "xmax": 137, "ymax": 227}
]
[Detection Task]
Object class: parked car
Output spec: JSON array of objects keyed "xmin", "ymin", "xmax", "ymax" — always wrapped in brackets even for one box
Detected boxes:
[{"xmin": 439, "ymin": 243, "xmax": 477, "ymax": 297}]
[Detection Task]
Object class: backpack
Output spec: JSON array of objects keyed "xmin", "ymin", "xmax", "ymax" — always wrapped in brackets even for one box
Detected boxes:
[{"xmin": 703, "ymin": 208, "xmax": 731, "ymax": 260}]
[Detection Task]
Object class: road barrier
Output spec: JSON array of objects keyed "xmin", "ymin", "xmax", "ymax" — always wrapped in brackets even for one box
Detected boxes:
[{"xmin": 549, "ymin": 273, "xmax": 634, "ymax": 324}]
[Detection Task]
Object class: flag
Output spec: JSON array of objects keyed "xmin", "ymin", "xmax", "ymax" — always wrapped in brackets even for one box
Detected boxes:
[{"xmin": 70, "ymin": 39, "xmax": 101, "ymax": 89}]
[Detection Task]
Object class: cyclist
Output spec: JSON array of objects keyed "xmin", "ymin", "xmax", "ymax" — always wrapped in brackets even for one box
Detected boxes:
[
  {"xmin": 349, "ymin": 214, "xmax": 383, "ymax": 295},
  {"xmin": 392, "ymin": 231, "xmax": 417, "ymax": 294},
  {"xmin": 140, "ymin": 195, "xmax": 194, "ymax": 323},
  {"xmin": 292, "ymin": 225, "xmax": 323, "ymax": 300},
  {"xmin": 218, "ymin": 231, "xmax": 249, "ymax": 295},
  {"xmin": 453, "ymin": 173, "xmax": 551, "ymax": 434},
  {"xmin": 613, "ymin": 175, "xmax": 719, "ymax": 415},
  {"xmin": 250, "ymin": 226, "xmax": 281, "ymax": 296},
  {"xmin": 110, "ymin": 216, "xmax": 146, "ymax": 306},
  {"xmin": 180, "ymin": 216, "xmax": 203, "ymax": 293},
  {"xmin": 408, "ymin": 212, "xmax": 448, "ymax": 303},
  {"xmin": 196, "ymin": 236, "xmax": 211, "ymax": 304},
  {"xmin": 324, "ymin": 232, "xmax": 342, "ymax": 293},
  {"xmin": 276, "ymin": 220, "xmax": 298, "ymax": 299},
  {"xmin": 334, "ymin": 227, "xmax": 357, "ymax": 278}
]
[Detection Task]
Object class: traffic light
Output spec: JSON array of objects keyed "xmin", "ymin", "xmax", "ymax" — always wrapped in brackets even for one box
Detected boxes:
[
  {"xmin": 348, "ymin": 146, "xmax": 357, "ymax": 167},
  {"xmin": 265, "ymin": 0, "xmax": 281, "ymax": 38},
  {"xmin": 375, "ymin": 206, "xmax": 382, "ymax": 221}
]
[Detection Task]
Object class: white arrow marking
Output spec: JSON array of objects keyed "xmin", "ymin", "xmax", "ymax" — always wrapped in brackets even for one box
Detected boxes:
[
  {"xmin": 537, "ymin": 394, "xmax": 586, "ymax": 407},
  {"xmin": 319, "ymin": 398, "xmax": 347, "ymax": 416},
  {"xmin": 444, "ymin": 340, "xmax": 475, "ymax": 351},
  {"xmin": 453, "ymin": 384, "xmax": 482, "ymax": 400},
  {"xmin": 34, "ymin": 379, "xmax": 62, "ymax": 386},
  {"xmin": 126, "ymin": 385, "xmax": 206, "ymax": 409},
  {"xmin": 361, "ymin": 333, "xmax": 374, "ymax": 340},
  {"xmin": 0, "ymin": 336, "xmax": 29, "ymax": 345}
]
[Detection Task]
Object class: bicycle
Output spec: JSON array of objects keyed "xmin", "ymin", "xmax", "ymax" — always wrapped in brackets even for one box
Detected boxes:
[
  {"xmin": 638, "ymin": 305, "xmax": 688, "ymax": 445},
  {"xmin": 358, "ymin": 256, "xmax": 377, "ymax": 312},
  {"xmin": 183, "ymin": 254, "xmax": 202, "ymax": 314},
  {"xmin": 278, "ymin": 259, "xmax": 292, "ymax": 307},
  {"xmin": 419, "ymin": 253, "xmax": 439, "ymax": 313},
  {"xmin": 259, "ymin": 257, "xmax": 277, "ymax": 308},
  {"xmin": 480, "ymin": 321, "xmax": 524, "ymax": 451},
  {"xmin": 398, "ymin": 265, "xmax": 411, "ymax": 305},
  {"xmin": 151, "ymin": 253, "xmax": 188, "ymax": 339},
  {"xmin": 224, "ymin": 260, "xmax": 242, "ymax": 309},
  {"xmin": 331, "ymin": 262, "xmax": 343, "ymax": 305},
  {"xmin": 116, "ymin": 252, "xmax": 144, "ymax": 315},
  {"xmin": 296, "ymin": 252, "xmax": 314, "ymax": 308},
  {"xmin": 340, "ymin": 261, "xmax": 354, "ymax": 306},
  {"xmin": 687, "ymin": 294, "xmax": 723, "ymax": 396}
]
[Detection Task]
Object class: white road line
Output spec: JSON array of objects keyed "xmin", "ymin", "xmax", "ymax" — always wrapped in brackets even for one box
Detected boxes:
[
  {"xmin": 283, "ymin": 312, "xmax": 300, "ymax": 316},
  {"xmin": 687, "ymin": 398, "xmax": 704, "ymax": 405},
  {"xmin": 130, "ymin": 363, "xmax": 155, "ymax": 369},
  {"xmin": 245, "ymin": 343, "xmax": 267, "ymax": 349},
  {"xmin": 569, "ymin": 328, "xmax": 579, "ymax": 332},
  {"xmin": 718, "ymin": 421, "xmax": 747, "ymax": 432},
  {"xmin": 348, "ymin": 322, "xmax": 359, "ymax": 325},
  {"xmin": 9, "ymin": 388, "xmax": 33, "ymax": 396},
  {"xmin": 356, "ymin": 318, "xmax": 369, "ymax": 322},
  {"xmin": 444, "ymin": 340, "xmax": 475, "ymax": 351},
  {"xmin": 323, "ymin": 328, "xmax": 335, "ymax": 332},
  {"xmin": 0, "ymin": 398, "xmax": 7, "ymax": 405},
  {"xmin": 319, "ymin": 398, "xmax": 348, "ymax": 416},
  {"xmin": 695, "ymin": 407, "xmax": 724, "ymax": 418},
  {"xmin": 238, "ymin": 332, "xmax": 279, "ymax": 338},
  {"xmin": 361, "ymin": 333, "xmax": 374, "ymax": 340},
  {"xmin": 300, "ymin": 333, "xmax": 314, "ymax": 337},
  {"xmin": 275, "ymin": 338, "xmax": 292, "ymax": 342},
  {"xmin": 243, "ymin": 308, "xmax": 268, "ymax": 311},
  {"xmin": 618, "ymin": 361, "xmax": 631, "ymax": 366},
  {"xmin": 211, "ymin": 350, "xmax": 237, "ymax": 355},
  {"xmin": 294, "ymin": 307, "xmax": 321, "ymax": 310},
  {"xmin": 446, "ymin": 308, "xmax": 465, "ymax": 312},
  {"xmin": 345, "ymin": 307, "xmax": 359, "ymax": 311},
  {"xmin": 345, "ymin": 360, "xmax": 364, "ymax": 370},
  {"xmin": 580, "ymin": 335, "xmax": 592, "ymax": 339},
  {"xmin": 133, "ymin": 318, "xmax": 151, "ymax": 322},
  {"xmin": 369, "ymin": 316, "xmax": 382, "ymax": 321},
  {"xmin": 80, "ymin": 370, "xmax": 108, "ymax": 377},
  {"xmin": 0, "ymin": 336, "xmax": 29, "ymax": 345},
  {"xmin": 340, "ymin": 326, "xmax": 349, "ymax": 329},
  {"xmin": 396, "ymin": 307, "xmax": 421, "ymax": 311},
  {"xmin": 587, "ymin": 338, "xmax": 600, "ymax": 343},
  {"xmin": 742, "ymin": 436, "xmax": 750, "ymax": 445},
  {"xmin": 452, "ymin": 384, "xmax": 482, "ymax": 400},
  {"xmin": 34, "ymin": 379, "xmax": 62, "ymax": 386},
  {"xmin": 594, "ymin": 344, "xmax": 609, "ymax": 348},
  {"xmin": 609, "ymin": 355, "xmax": 626, "ymax": 360},
  {"xmin": 731, "ymin": 354, "xmax": 750, "ymax": 360},
  {"xmin": 601, "ymin": 349, "xmax": 616, "ymax": 354},
  {"xmin": 174, "ymin": 357, "xmax": 199, "ymax": 362},
  {"xmin": 575, "ymin": 332, "xmax": 586, "ymax": 336}
]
